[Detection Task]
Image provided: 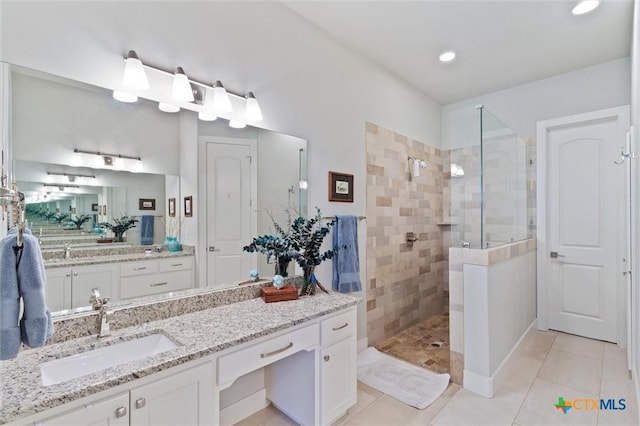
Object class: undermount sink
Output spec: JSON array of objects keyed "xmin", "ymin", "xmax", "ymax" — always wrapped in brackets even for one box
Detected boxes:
[{"xmin": 40, "ymin": 333, "xmax": 178, "ymax": 386}]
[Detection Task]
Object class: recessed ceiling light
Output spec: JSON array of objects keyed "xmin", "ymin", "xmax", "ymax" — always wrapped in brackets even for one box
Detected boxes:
[
  {"xmin": 439, "ymin": 51, "xmax": 456, "ymax": 63},
  {"xmin": 572, "ymin": 0, "xmax": 600, "ymax": 15}
]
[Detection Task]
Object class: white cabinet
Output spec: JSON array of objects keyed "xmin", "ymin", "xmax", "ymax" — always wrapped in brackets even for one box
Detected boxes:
[
  {"xmin": 39, "ymin": 392, "xmax": 129, "ymax": 426},
  {"xmin": 45, "ymin": 264, "xmax": 118, "ymax": 310},
  {"xmin": 130, "ymin": 362, "xmax": 212, "ymax": 426},
  {"xmin": 120, "ymin": 257, "xmax": 193, "ymax": 300},
  {"xmin": 39, "ymin": 363, "xmax": 212, "ymax": 426},
  {"xmin": 320, "ymin": 308, "xmax": 357, "ymax": 425}
]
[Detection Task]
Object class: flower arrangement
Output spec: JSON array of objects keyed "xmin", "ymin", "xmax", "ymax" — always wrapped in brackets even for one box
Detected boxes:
[
  {"xmin": 243, "ymin": 208, "xmax": 341, "ymax": 295},
  {"xmin": 99, "ymin": 215, "xmax": 138, "ymax": 242},
  {"xmin": 161, "ymin": 216, "xmax": 185, "ymax": 238},
  {"xmin": 70, "ymin": 214, "xmax": 92, "ymax": 230}
]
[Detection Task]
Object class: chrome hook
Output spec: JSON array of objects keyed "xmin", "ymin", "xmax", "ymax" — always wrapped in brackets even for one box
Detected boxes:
[{"xmin": 614, "ymin": 147, "xmax": 637, "ymax": 165}]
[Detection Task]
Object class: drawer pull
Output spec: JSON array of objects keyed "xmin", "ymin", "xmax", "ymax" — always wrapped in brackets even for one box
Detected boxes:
[
  {"xmin": 115, "ymin": 406, "xmax": 128, "ymax": 418},
  {"xmin": 260, "ymin": 342, "xmax": 293, "ymax": 358},
  {"xmin": 332, "ymin": 322, "xmax": 349, "ymax": 331},
  {"xmin": 150, "ymin": 282, "xmax": 168, "ymax": 287},
  {"xmin": 135, "ymin": 398, "xmax": 146, "ymax": 409},
  {"xmin": 134, "ymin": 267, "xmax": 147, "ymax": 271},
  {"xmin": 171, "ymin": 263, "xmax": 183, "ymax": 267}
]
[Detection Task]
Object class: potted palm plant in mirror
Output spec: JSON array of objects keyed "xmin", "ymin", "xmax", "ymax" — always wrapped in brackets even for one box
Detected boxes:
[
  {"xmin": 99, "ymin": 215, "xmax": 138, "ymax": 242},
  {"xmin": 70, "ymin": 214, "xmax": 92, "ymax": 230},
  {"xmin": 243, "ymin": 208, "xmax": 340, "ymax": 296}
]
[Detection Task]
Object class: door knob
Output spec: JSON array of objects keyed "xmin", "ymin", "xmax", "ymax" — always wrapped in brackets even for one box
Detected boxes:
[
  {"xmin": 550, "ymin": 251, "xmax": 565, "ymax": 259},
  {"xmin": 208, "ymin": 246, "xmax": 220, "ymax": 252}
]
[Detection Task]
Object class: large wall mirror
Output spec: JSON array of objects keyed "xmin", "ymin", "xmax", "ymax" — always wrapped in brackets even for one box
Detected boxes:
[{"xmin": 5, "ymin": 62, "xmax": 307, "ymax": 316}]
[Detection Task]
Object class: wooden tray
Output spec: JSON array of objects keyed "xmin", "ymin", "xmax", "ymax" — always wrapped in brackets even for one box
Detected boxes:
[
  {"xmin": 96, "ymin": 238, "xmax": 113, "ymax": 243},
  {"xmin": 261, "ymin": 285, "xmax": 299, "ymax": 303}
]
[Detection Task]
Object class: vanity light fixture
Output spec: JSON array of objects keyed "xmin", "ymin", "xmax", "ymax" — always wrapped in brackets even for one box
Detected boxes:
[
  {"xmin": 229, "ymin": 120, "xmax": 246, "ymax": 129},
  {"xmin": 123, "ymin": 50, "xmax": 149, "ymax": 90},
  {"xmin": 198, "ymin": 111, "xmax": 218, "ymax": 121},
  {"xmin": 172, "ymin": 67, "xmax": 195, "ymax": 102},
  {"xmin": 245, "ymin": 92, "xmax": 263, "ymax": 121},
  {"xmin": 116, "ymin": 50, "xmax": 264, "ymax": 121},
  {"xmin": 158, "ymin": 103, "xmax": 180, "ymax": 113},
  {"xmin": 572, "ymin": 0, "xmax": 600, "ymax": 15},
  {"xmin": 43, "ymin": 183, "xmax": 80, "ymax": 191},
  {"xmin": 439, "ymin": 51, "xmax": 456, "ymax": 63},
  {"xmin": 72, "ymin": 148, "xmax": 142, "ymax": 170},
  {"xmin": 47, "ymin": 172, "xmax": 96, "ymax": 183}
]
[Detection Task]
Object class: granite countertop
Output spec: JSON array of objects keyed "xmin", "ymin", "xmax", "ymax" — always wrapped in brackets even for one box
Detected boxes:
[
  {"xmin": 44, "ymin": 250, "xmax": 194, "ymax": 268},
  {"xmin": 0, "ymin": 292, "xmax": 359, "ymax": 424}
]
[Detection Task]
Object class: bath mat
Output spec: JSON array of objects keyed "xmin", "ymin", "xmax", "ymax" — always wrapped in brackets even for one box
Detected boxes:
[{"xmin": 357, "ymin": 347, "xmax": 450, "ymax": 409}]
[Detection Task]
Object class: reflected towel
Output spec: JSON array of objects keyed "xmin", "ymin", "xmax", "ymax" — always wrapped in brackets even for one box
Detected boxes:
[
  {"xmin": 140, "ymin": 215, "xmax": 154, "ymax": 245},
  {"xmin": 332, "ymin": 215, "xmax": 362, "ymax": 293}
]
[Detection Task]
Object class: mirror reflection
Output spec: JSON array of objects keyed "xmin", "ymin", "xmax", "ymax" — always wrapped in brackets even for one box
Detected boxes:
[{"xmin": 7, "ymin": 63, "xmax": 307, "ymax": 316}]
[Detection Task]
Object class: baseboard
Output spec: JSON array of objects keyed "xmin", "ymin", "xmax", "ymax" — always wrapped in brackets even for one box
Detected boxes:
[
  {"xmin": 219, "ymin": 388, "xmax": 269, "ymax": 425},
  {"xmin": 464, "ymin": 319, "xmax": 537, "ymax": 398},
  {"xmin": 357, "ymin": 337, "xmax": 368, "ymax": 353}
]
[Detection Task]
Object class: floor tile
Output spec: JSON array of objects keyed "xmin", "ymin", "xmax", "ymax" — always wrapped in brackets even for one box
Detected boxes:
[
  {"xmin": 515, "ymin": 378, "xmax": 599, "ymax": 426},
  {"xmin": 597, "ymin": 377, "xmax": 639, "ymax": 425},
  {"xmin": 538, "ymin": 348, "xmax": 602, "ymax": 395},
  {"xmin": 332, "ymin": 387, "xmax": 378, "ymax": 426},
  {"xmin": 343, "ymin": 394, "xmax": 419, "ymax": 426},
  {"xmin": 552, "ymin": 332, "xmax": 604, "ymax": 361},
  {"xmin": 357, "ymin": 381, "xmax": 384, "ymax": 399},
  {"xmin": 502, "ymin": 355, "xmax": 543, "ymax": 396},
  {"xmin": 519, "ymin": 330, "xmax": 556, "ymax": 361},
  {"xmin": 430, "ymin": 386, "xmax": 525, "ymax": 426},
  {"xmin": 601, "ymin": 344, "xmax": 631, "ymax": 382}
]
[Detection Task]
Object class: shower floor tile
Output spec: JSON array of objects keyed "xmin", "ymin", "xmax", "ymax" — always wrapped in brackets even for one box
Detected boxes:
[{"xmin": 375, "ymin": 312, "xmax": 450, "ymax": 374}]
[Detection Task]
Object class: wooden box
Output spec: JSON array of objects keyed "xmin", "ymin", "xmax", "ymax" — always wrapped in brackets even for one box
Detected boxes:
[{"xmin": 261, "ymin": 285, "xmax": 299, "ymax": 303}]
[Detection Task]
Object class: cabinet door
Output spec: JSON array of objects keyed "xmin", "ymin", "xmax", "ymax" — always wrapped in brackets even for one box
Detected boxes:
[
  {"xmin": 40, "ymin": 392, "xmax": 129, "ymax": 426},
  {"xmin": 71, "ymin": 264, "xmax": 118, "ymax": 308},
  {"xmin": 130, "ymin": 363, "xmax": 213, "ymax": 426},
  {"xmin": 44, "ymin": 268, "xmax": 72, "ymax": 311},
  {"xmin": 320, "ymin": 337, "xmax": 357, "ymax": 425}
]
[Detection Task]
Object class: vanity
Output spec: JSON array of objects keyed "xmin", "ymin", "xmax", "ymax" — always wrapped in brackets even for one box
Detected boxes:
[{"xmin": 0, "ymin": 289, "xmax": 359, "ymax": 426}]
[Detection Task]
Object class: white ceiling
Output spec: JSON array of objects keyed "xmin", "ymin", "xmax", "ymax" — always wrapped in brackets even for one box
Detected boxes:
[{"xmin": 285, "ymin": 0, "xmax": 634, "ymax": 104}]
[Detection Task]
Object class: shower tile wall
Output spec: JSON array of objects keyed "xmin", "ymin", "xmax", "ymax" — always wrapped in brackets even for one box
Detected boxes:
[{"xmin": 365, "ymin": 122, "xmax": 446, "ymax": 346}]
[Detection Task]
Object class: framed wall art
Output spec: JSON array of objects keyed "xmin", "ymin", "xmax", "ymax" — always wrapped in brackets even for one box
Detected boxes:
[
  {"xmin": 328, "ymin": 171, "xmax": 354, "ymax": 202},
  {"xmin": 184, "ymin": 195, "xmax": 193, "ymax": 217},
  {"xmin": 138, "ymin": 198, "xmax": 156, "ymax": 211},
  {"xmin": 168, "ymin": 198, "xmax": 176, "ymax": 217}
]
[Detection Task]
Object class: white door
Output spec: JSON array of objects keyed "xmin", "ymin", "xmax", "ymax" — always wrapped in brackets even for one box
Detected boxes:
[
  {"xmin": 543, "ymin": 109, "xmax": 628, "ymax": 342},
  {"xmin": 206, "ymin": 141, "xmax": 254, "ymax": 288}
]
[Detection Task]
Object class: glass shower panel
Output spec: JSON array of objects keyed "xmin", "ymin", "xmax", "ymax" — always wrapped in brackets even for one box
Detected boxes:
[{"xmin": 480, "ymin": 108, "xmax": 529, "ymax": 248}]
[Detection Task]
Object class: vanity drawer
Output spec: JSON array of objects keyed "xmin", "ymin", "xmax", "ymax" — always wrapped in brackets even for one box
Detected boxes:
[
  {"xmin": 120, "ymin": 270, "xmax": 191, "ymax": 299},
  {"xmin": 120, "ymin": 261, "xmax": 158, "ymax": 277},
  {"xmin": 159, "ymin": 257, "xmax": 192, "ymax": 272},
  {"xmin": 217, "ymin": 323, "xmax": 319, "ymax": 387},
  {"xmin": 320, "ymin": 308, "xmax": 356, "ymax": 346}
]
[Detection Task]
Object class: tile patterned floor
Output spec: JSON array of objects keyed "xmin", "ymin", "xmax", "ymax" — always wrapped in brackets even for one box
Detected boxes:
[
  {"xmin": 237, "ymin": 329, "xmax": 639, "ymax": 426},
  {"xmin": 375, "ymin": 312, "xmax": 450, "ymax": 374}
]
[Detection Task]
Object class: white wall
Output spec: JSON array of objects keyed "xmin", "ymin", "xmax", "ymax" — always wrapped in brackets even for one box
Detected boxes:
[
  {"xmin": 631, "ymin": 0, "xmax": 640, "ymax": 419},
  {"xmin": 443, "ymin": 58, "xmax": 631, "ymax": 149}
]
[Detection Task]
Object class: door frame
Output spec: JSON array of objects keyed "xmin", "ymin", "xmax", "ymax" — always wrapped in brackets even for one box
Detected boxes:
[
  {"xmin": 197, "ymin": 136, "xmax": 257, "ymax": 288},
  {"xmin": 536, "ymin": 105, "xmax": 630, "ymax": 345}
]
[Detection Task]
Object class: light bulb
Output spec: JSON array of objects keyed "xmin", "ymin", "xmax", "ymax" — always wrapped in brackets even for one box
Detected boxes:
[
  {"xmin": 123, "ymin": 50, "xmax": 149, "ymax": 90},
  {"xmin": 134, "ymin": 159, "xmax": 143, "ymax": 172},
  {"xmin": 439, "ymin": 51, "xmax": 456, "ymax": 62},
  {"xmin": 229, "ymin": 120, "xmax": 246, "ymax": 129},
  {"xmin": 159, "ymin": 103, "xmax": 180, "ymax": 113},
  {"xmin": 112, "ymin": 91, "xmax": 138, "ymax": 103},
  {"xmin": 94, "ymin": 155, "xmax": 103, "ymax": 167},
  {"xmin": 114, "ymin": 157, "xmax": 124, "ymax": 168},
  {"xmin": 198, "ymin": 111, "xmax": 217, "ymax": 121},
  {"xmin": 245, "ymin": 92, "xmax": 263, "ymax": 121},
  {"xmin": 572, "ymin": 0, "xmax": 600, "ymax": 15},
  {"xmin": 172, "ymin": 67, "xmax": 194, "ymax": 102},
  {"xmin": 212, "ymin": 80, "xmax": 232, "ymax": 113}
]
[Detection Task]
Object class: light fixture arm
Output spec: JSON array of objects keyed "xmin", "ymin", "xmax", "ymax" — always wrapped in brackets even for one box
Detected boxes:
[{"xmin": 73, "ymin": 148, "xmax": 141, "ymax": 162}]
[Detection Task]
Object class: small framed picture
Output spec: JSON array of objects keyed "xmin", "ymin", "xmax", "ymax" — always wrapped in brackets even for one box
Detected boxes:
[
  {"xmin": 139, "ymin": 198, "xmax": 156, "ymax": 211},
  {"xmin": 184, "ymin": 195, "xmax": 193, "ymax": 217},
  {"xmin": 102, "ymin": 205, "xmax": 107, "ymax": 215},
  {"xmin": 168, "ymin": 198, "xmax": 176, "ymax": 217},
  {"xmin": 91, "ymin": 203, "xmax": 99, "ymax": 212},
  {"xmin": 328, "ymin": 171, "xmax": 354, "ymax": 202}
]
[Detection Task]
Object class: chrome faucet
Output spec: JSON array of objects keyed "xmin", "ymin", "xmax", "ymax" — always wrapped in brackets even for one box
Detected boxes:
[
  {"xmin": 90, "ymin": 288, "xmax": 113, "ymax": 337},
  {"xmin": 64, "ymin": 242, "xmax": 71, "ymax": 259}
]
